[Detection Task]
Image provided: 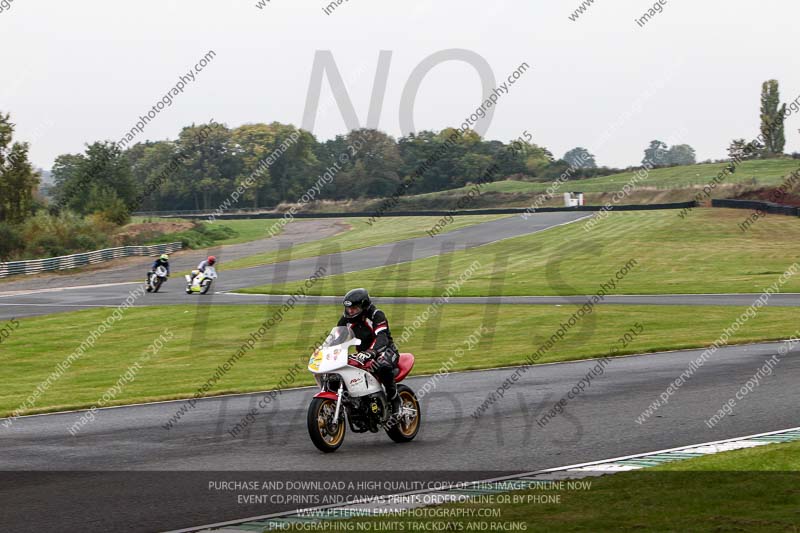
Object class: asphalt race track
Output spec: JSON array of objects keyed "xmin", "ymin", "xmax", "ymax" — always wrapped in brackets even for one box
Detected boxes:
[
  {"xmin": 0, "ymin": 213, "xmax": 589, "ymax": 319},
  {"xmin": 1, "ymin": 214, "xmax": 798, "ymax": 531},
  {"xmin": 1, "ymin": 213, "xmax": 799, "ymax": 320},
  {"xmin": 1, "ymin": 341, "xmax": 798, "ymax": 531}
]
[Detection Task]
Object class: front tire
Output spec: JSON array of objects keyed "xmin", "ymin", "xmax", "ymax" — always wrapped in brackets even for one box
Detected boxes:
[
  {"xmin": 307, "ymin": 397, "xmax": 346, "ymax": 453},
  {"xmin": 200, "ymin": 280, "xmax": 212, "ymax": 295},
  {"xmin": 385, "ymin": 384, "xmax": 421, "ymax": 443},
  {"xmin": 153, "ymin": 278, "xmax": 163, "ymax": 293}
]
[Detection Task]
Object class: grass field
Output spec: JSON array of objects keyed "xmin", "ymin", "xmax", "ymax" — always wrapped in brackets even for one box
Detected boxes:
[
  {"xmin": 413, "ymin": 159, "xmax": 800, "ymax": 198},
  {"xmin": 222, "ymin": 215, "xmax": 509, "ymax": 271},
  {"xmin": 3, "ymin": 303, "xmax": 799, "ymax": 417},
  {"xmin": 349, "ymin": 440, "xmax": 800, "ymax": 532},
  {"xmin": 239, "ymin": 209, "xmax": 800, "ymax": 296}
]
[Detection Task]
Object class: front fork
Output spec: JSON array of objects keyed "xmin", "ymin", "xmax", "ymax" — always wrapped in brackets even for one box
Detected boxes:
[{"xmin": 332, "ymin": 383, "xmax": 344, "ymax": 427}]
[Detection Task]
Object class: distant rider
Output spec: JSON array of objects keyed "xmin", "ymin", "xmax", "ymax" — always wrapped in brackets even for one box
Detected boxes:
[
  {"xmin": 337, "ymin": 288, "xmax": 402, "ymax": 417},
  {"xmin": 147, "ymin": 254, "xmax": 170, "ymax": 288},
  {"xmin": 190, "ymin": 255, "xmax": 217, "ymax": 284}
]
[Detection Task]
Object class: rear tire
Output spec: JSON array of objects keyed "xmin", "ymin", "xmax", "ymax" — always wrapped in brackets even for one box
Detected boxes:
[
  {"xmin": 308, "ymin": 397, "xmax": 346, "ymax": 453},
  {"xmin": 385, "ymin": 384, "xmax": 420, "ymax": 443}
]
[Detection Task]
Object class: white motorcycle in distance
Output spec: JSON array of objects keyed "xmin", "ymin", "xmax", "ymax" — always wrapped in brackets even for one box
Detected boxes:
[
  {"xmin": 307, "ymin": 326, "xmax": 421, "ymax": 453},
  {"xmin": 146, "ymin": 265, "xmax": 169, "ymax": 293},
  {"xmin": 185, "ymin": 266, "xmax": 217, "ymax": 295}
]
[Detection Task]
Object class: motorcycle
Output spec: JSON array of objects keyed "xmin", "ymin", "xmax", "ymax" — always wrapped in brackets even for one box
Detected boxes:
[
  {"xmin": 307, "ymin": 326, "xmax": 421, "ymax": 453},
  {"xmin": 185, "ymin": 266, "xmax": 217, "ymax": 295},
  {"xmin": 146, "ymin": 265, "xmax": 169, "ymax": 293}
]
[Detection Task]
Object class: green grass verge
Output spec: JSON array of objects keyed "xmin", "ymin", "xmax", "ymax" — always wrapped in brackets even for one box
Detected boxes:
[
  {"xmin": 347, "ymin": 441, "xmax": 800, "ymax": 532},
  {"xmin": 206, "ymin": 218, "xmax": 285, "ymax": 245},
  {"xmin": 415, "ymin": 159, "xmax": 800, "ymax": 198},
  {"xmin": 222, "ymin": 215, "xmax": 509, "ymax": 271},
  {"xmin": 139, "ymin": 218, "xmax": 282, "ymax": 247},
  {"xmin": 239, "ymin": 209, "xmax": 800, "ymax": 296},
  {"xmin": 3, "ymin": 303, "xmax": 799, "ymax": 417}
]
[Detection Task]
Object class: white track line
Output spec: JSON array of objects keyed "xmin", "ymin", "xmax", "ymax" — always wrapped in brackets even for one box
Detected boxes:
[
  {"xmin": 0, "ymin": 281, "xmax": 141, "ymax": 297},
  {"xmin": 0, "ymin": 303, "xmax": 118, "ymax": 308}
]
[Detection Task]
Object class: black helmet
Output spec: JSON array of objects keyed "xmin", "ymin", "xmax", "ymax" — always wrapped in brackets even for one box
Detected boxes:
[{"xmin": 342, "ymin": 288, "xmax": 370, "ymax": 318}]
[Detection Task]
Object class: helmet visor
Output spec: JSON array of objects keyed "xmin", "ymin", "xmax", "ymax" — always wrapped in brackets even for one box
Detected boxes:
[{"xmin": 344, "ymin": 305, "xmax": 362, "ymax": 317}]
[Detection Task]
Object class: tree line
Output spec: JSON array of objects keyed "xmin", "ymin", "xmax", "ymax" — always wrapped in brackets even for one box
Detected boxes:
[{"xmin": 0, "ymin": 78, "xmax": 794, "ymax": 234}]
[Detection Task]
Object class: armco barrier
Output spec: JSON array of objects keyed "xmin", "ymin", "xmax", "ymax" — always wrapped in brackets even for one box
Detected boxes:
[
  {"xmin": 712, "ymin": 199, "xmax": 800, "ymax": 217},
  {"xmin": 139, "ymin": 201, "xmax": 698, "ymax": 221},
  {"xmin": 0, "ymin": 242, "xmax": 183, "ymax": 278}
]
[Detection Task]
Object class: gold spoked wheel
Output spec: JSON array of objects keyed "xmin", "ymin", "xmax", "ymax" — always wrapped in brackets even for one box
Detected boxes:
[
  {"xmin": 307, "ymin": 398, "xmax": 346, "ymax": 452},
  {"xmin": 386, "ymin": 385, "xmax": 421, "ymax": 443}
]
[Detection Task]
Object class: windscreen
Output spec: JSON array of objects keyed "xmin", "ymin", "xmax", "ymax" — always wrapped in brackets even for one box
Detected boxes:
[{"xmin": 322, "ymin": 326, "xmax": 354, "ymax": 348}]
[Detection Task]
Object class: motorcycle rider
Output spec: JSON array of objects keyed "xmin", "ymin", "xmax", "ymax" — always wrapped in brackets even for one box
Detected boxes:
[
  {"xmin": 337, "ymin": 288, "xmax": 402, "ymax": 417},
  {"xmin": 190, "ymin": 255, "xmax": 216, "ymax": 284},
  {"xmin": 147, "ymin": 254, "xmax": 170, "ymax": 289}
]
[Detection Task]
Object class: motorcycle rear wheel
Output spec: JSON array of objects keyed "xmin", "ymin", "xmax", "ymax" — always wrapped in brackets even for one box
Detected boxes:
[
  {"xmin": 308, "ymin": 397, "xmax": 346, "ymax": 453},
  {"xmin": 385, "ymin": 384, "xmax": 421, "ymax": 443}
]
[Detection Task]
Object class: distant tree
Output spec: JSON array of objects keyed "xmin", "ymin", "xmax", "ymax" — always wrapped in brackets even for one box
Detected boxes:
[
  {"xmin": 563, "ymin": 147, "xmax": 596, "ymax": 169},
  {"xmin": 126, "ymin": 140, "xmax": 180, "ymax": 211},
  {"xmin": 51, "ymin": 141, "xmax": 136, "ymax": 221},
  {"xmin": 727, "ymin": 138, "xmax": 759, "ymax": 164},
  {"xmin": 230, "ymin": 123, "xmax": 277, "ymax": 208},
  {"xmin": 665, "ymin": 144, "xmax": 696, "ymax": 166},
  {"xmin": 51, "ymin": 153, "xmax": 86, "ymax": 210},
  {"xmin": 172, "ymin": 122, "xmax": 238, "ymax": 210},
  {"xmin": 642, "ymin": 140, "xmax": 669, "ymax": 166},
  {"xmin": 334, "ymin": 129, "xmax": 402, "ymax": 197},
  {"xmin": 760, "ymin": 79, "xmax": 786, "ymax": 155},
  {"xmin": 0, "ymin": 112, "xmax": 40, "ymax": 223}
]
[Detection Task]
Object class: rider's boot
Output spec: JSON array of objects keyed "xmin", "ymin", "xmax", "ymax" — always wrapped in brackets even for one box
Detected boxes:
[
  {"xmin": 386, "ymin": 381, "xmax": 401, "ymax": 416},
  {"xmin": 390, "ymin": 392, "xmax": 402, "ymax": 416}
]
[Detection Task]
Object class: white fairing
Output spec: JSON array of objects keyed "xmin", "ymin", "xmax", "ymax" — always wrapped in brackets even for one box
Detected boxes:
[
  {"xmin": 155, "ymin": 265, "xmax": 168, "ymax": 277},
  {"xmin": 193, "ymin": 266, "xmax": 217, "ymax": 288},
  {"xmin": 308, "ymin": 327, "xmax": 382, "ymax": 398}
]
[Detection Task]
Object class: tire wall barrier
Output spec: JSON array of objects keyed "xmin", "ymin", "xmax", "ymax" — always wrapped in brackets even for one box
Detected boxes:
[
  {"xmin": 141, "ymin": 201, "xmax": 699, "ymax": 221},
  {"xmin": 0, "ymin": 242, "xmax": 183, "ymax": 279},
  {"xmin": 711, "ymin": 199, "xmax": 800, "ymax": 217}
]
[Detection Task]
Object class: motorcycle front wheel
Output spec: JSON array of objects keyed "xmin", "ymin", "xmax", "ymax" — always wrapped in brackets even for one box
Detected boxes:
[
  {"xmin": 153, "ymin": 278, "xmax": 163, "ymax": 293},
  {"xmin": 307, "ymin": 397, "xmax": 346, "ymax": 453},
  {"xmin": 200, "ymin": 280, "xmax": 212, "ymax": 295},
  {"xmin": 385, "ymin": 384, "xmax": 421, "ymax": 443}
]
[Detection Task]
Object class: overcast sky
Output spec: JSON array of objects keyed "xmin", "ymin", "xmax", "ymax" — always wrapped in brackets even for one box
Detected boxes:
[{"xmin": 1, "ymin": 0, "xmax": 798, "ymax": 171}]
